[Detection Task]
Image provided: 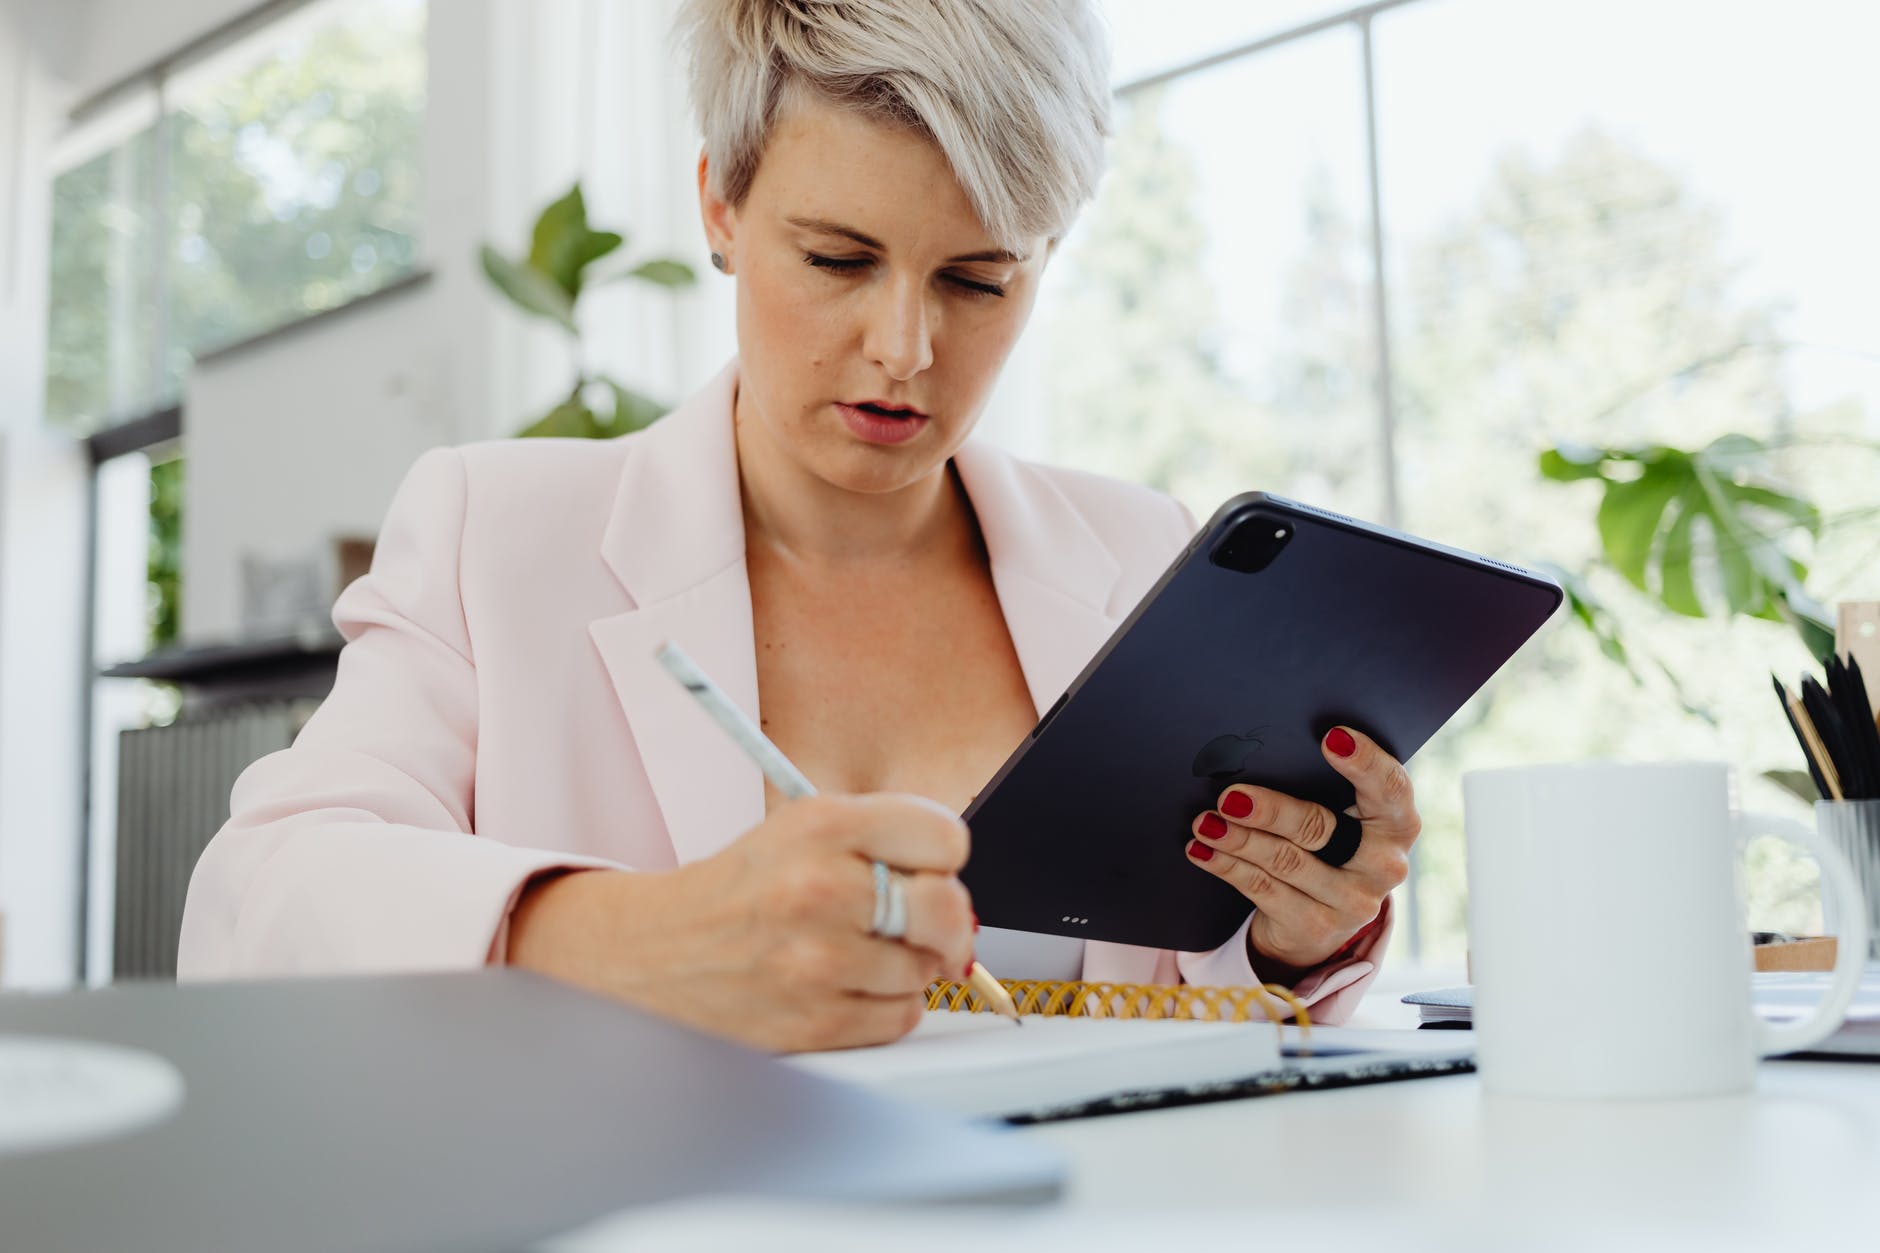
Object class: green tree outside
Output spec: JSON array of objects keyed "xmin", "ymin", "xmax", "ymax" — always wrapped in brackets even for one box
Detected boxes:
[{"xmin": 1048, "ymin": 110, "xmax": 1879, "ymax": 958}]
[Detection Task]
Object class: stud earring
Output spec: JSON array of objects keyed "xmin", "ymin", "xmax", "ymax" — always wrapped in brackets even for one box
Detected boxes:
[{"xmin": 710, "ymin": 251, "xmax": 727, "ymax": 273}]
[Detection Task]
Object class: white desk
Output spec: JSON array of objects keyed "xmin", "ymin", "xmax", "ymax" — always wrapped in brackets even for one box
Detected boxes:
[
  {"xmin": 1031, "ymin": 1058, "xmax": 1880, "ymax": 1231},
  {"xmin": 557, "ymin": 1055, "xmax": 1880, "ymax": 1251}
]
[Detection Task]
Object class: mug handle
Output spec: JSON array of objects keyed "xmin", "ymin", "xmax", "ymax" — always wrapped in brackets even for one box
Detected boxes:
[{"xmin": 1738, "ymin": 811, "xmax": 1870, "ymax": 1057}]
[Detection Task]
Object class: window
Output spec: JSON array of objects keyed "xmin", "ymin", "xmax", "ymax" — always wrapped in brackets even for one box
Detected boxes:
[
  {"xmin": 46, "ymin": 0, "xmax": 426, "ymax": 437},
  {"xmin": 1034, "ymin": 0, "xmax": 1880, "ymax": 962},
  {"xmin": 1045, "ymin": 27, "xmax": 1382, "ymax": 526},
  {"xmin": 45, "ymin": 102, "xmax": 160, "ymax": 431}
]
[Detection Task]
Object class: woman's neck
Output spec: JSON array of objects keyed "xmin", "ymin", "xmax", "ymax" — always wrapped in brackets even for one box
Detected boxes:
[{"xmin": 734, "ymin": 391, "xmax": 975, "ymax": 569}]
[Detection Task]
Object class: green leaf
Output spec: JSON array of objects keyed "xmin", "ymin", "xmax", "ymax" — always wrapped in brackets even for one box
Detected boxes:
[
  {"xmin": 1538, "ymin": 443, "xmax": 1611, "ymax": 482},
  {"xmin": 1596, "ymin": 463, "xmax": 1685, "ymax": 590},
  {"xmin": 1655, "ymin": 503, "xmax": 1703, "ymax": 616},
  {"xmin": 1732, "ymin": 484, "xmax": 1821, "ymax": 537},
  {"xmin": 1702, "ymin": 432, "xmax": 1767, "ymax": 475},
  {"xmin": 626, "ymin": 258, "xmax": 696, "ymax": 288},
  {"xmin": 1772, "ymin": 588, "xmax": 1837, "ymax": 662},
  {"xmin": 1542, "ymin": 562, "xmax": 1634, "ymax": 671},
  {"xmin": 517, "ymin": 398, "xmax": 598, "ymax": 439},
  {"xmin": 604, "ymin": 378, "xmax": 666, "ymax": 435},
  {"xmin": 567, "ymin": 230, "xmax": 624, "ymax": 291},
  {"xmin": 1539, "ymin": 561, "xmax": 1718, "ymax": 723},
  {"xmin": 1540, "ymin": 429, "xmax": 1842, "ymax": 715},
  {"xmin": 526, "ymin": 184, "xmax": 627, "ymax": 300},
  {"xmin": 1761, "ymin": 768, "xmax": 1820, "ymax": 806},
  {"xmin": 480, "ymin": 245, "xmax": 576, "ymax": 334},
  {"xmin": 528, "ymin": 185, "xmax": 589, "ymax": 292},
  {"xmin": 1559, "ymin": 434, "xmax": 1824, "ymax": 661},
  {"xmin": 1714, "ymin": 513, "xmax": 1760, "ymax": 614}
]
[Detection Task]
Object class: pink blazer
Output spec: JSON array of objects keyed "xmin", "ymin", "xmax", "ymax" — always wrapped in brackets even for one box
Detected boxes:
[{"xmin": 177, "ymin": 361, "xmax": 1389, "ymax": 1022}]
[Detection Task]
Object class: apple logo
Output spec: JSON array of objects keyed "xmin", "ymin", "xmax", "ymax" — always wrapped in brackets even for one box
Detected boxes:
[{"xmin": 1192, "ymin": 728, "xmax": 1269, "ymax": 781}]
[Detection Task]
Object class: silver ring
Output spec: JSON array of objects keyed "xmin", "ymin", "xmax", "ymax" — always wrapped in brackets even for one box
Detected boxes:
[{"xmin": 869, "ymin": 861, "xmax": 909, "ymax": 939}]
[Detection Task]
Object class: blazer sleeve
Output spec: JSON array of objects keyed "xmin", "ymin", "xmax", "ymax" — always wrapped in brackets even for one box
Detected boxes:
[
  {"xmin": 176, "ymin": 447, "xmax": 624, "ymax": 979},
  {"xmin": 1174, "ymin": 899, "xmax": 1394, "ymax": 1026}
]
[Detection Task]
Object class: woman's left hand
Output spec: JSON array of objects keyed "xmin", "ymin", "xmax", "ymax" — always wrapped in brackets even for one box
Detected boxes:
[{"xmin": 1185, "ymin": 725, "xmax": 1418, "ymax": 972}]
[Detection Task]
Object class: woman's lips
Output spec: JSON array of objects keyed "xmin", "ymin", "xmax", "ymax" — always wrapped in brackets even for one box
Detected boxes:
[{"xmin": 835, "ymin": 401, "xmax": 929, "ymax": 446}]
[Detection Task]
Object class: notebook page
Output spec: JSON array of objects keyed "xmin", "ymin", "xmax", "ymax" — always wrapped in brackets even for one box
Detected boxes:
[{"xmin": 785, "ymin": 1012, "xmax": 1283, "ymax": 1119}]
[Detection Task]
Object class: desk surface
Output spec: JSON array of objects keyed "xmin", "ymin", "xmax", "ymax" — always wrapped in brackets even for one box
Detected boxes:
[
  {"xmin": 556, "ymin": 1057, "xmax": 1880, "ymax": 1250},
  {"xmin": 1030, "ymin": 1058, "xmax": 1878, "ymax": 1224}
]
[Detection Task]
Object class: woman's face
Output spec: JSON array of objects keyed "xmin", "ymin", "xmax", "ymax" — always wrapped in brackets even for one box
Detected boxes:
[{"xmin": 700, "ymin": 94, "xmax": 1051, "ymax": 497}]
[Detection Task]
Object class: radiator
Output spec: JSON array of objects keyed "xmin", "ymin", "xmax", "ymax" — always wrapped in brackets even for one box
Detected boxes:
[{"xmin": 112, "ymin": 699, "xmax": 320, "ymax": 980}]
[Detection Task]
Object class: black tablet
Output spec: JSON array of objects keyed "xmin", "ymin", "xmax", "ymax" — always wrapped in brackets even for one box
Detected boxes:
[{"xmin": 960, "ymin": 492, "xmax": 1562, "ymax": 952}]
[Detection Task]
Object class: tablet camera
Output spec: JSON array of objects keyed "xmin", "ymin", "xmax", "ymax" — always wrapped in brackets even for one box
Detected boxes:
[{"xmin": 1210, "ymin": 515, "xmax": 1293, "ymax": 574}]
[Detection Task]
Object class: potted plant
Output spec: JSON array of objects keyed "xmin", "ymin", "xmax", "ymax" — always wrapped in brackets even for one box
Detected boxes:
[{"xmin": 479, "ymin": 182, "xmax": 696, "ymax": 438}]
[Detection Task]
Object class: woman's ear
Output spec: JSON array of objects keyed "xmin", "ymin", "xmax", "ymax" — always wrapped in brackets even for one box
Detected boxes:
[{"xmin": 697, "ymin": 151, "xmax": 737, "ymax": 266}]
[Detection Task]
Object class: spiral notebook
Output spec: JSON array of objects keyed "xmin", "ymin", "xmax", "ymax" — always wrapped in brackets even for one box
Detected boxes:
[{"xmin": 787, "ymin": 979, "xmax": 1476, "ymax": 1123}]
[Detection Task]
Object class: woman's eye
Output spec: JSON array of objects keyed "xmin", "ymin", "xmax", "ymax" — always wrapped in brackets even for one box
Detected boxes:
[
  {"xmin": 947, "ymin": 274, "xmax": 1006, "ymax": 299},
  {"xmin": 805, "ymin": 253, "xmax": 869, "ymax": 273},
  {"xmin": 803, "ymin": 253, "xmax": 1005, "ymax": 299}
]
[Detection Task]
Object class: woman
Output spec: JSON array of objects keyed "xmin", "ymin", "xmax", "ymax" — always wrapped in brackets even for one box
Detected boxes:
[{"xmin": 178, "ymin": 0, "xmax": 1418, "ymax": 1051}]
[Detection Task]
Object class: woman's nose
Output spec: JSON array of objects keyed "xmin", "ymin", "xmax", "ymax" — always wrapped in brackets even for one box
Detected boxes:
[{"xmin": 862, "ymin": 280, "xmax": 934, "ymax": 381}]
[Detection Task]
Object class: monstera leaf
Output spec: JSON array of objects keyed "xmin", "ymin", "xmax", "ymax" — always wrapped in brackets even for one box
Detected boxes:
[{"xmin": 1541, "ymin": 435, "xmax": 1834, "ymax": 659}]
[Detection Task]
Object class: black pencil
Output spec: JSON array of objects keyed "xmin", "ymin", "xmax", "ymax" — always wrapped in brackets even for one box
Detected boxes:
[
  {"xmin": 1774, "ymin": 674, "xmax": 1832, "ymax": 802},
  {"xmin": 1835, "ymin": 656, "xmax": 1880, "ymax": 800},
  {"xmin": 1824, "ymin": 656, "xmax": 1860, "ymax": 799},
  {"xmin": 1802, "ymin": 674, "xmax": 1863, "ymax": 802}
]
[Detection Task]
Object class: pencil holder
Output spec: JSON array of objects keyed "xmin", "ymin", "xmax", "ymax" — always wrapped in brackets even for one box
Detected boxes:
[{"xmin": 1818, "ymin": 799, "xmax": 1880, "ymax": 962}]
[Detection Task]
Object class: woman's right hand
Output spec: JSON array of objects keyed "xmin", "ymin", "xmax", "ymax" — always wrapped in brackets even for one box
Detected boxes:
[{"xmin": 506, "ymin": 793, "xmax": 976, "ymax": 1052}]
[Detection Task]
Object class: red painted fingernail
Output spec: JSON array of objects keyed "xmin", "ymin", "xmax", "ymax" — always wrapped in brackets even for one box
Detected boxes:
[
  {"xmin": 962, "ymin": 959, "xmax": 976, "ymax": 980},
  {"xmin": 1221, "ymin": 791, "xmax": 1254, "ymax": 820},
  {"xmin": 1198, "ymin": 812, "xmax": 1227, "ymax": 839},
  {"xmin": 1189, "ymin": 839, "xmax": 1215, "ymax": 862},
  {"xmin": 1326, "ymin": 727, "xmax": 1356, "ymax": 758}
]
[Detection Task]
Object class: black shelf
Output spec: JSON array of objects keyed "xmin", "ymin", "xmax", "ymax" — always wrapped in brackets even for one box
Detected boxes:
[{"xmin": 101, "ymin": 629, "xmax": 344, "ymax": 707}]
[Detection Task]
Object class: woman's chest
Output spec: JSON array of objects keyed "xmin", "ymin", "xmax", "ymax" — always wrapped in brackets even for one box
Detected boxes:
[{"xmin": 750, "ymin": 564, "xmax": 1039, "ymax": 813}]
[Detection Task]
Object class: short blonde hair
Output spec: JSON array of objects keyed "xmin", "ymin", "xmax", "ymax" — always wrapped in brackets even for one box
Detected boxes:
[{"xmin": 676, "ymin": 0, "xmax": 1112, "ymax": 251}]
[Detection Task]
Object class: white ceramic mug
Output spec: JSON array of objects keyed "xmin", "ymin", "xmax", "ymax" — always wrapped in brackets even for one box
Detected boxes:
[{"xmin": 1463, "ymin": 761, "xmax": 1869, "ymax": 1099}]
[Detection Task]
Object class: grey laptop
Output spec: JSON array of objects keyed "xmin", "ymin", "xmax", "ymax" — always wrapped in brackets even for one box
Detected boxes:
[{"xmin": 0, "ymin": 969, "xmax": 1061, "ymax": 1252}]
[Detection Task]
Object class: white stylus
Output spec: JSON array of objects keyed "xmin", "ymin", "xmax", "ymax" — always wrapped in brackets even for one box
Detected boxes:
[{"xmin": 654, "ymin": 640, "xmax": 1020, "ymax": 1024}]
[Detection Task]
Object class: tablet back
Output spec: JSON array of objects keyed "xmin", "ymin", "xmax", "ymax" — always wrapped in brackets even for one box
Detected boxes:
[{"xmin": 960, "ymin": 493, "xmax": 1561, "ymax": 952}]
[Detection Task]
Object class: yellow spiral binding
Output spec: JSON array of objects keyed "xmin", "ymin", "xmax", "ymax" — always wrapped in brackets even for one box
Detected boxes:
[{"xmin": 923, "ymin": 978, "xmax": 1311, "ymax": 1038}]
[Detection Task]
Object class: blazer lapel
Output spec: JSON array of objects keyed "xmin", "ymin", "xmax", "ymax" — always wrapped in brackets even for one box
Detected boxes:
[
  {"xmin": 951, "ymin": 439, "xmax": 1122, "ymax": 720},
  {"xmin": 588, "ymin": 362, "xmax": 767, "ymax": 867}
]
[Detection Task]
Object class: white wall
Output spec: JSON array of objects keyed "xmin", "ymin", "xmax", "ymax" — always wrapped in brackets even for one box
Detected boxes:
[
  {"xmin": 0, "ymin": 0, "xmax": 90, "ymax": 988},
  {"xmin": 182, "ymin": 283, "xmax": 457, "ymax": 640},
  {"xmin": 68, "ymin": 0, "xmax": 262, "ymax": 103}
]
